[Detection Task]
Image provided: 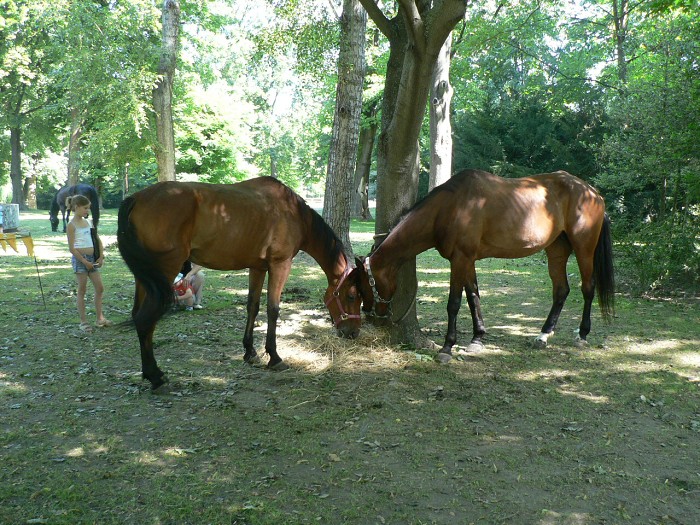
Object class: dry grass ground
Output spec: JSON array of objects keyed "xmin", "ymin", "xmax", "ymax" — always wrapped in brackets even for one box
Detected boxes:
[{"xmin": 1, "ymin": 210, "xmax": 699, "ymax": 524}]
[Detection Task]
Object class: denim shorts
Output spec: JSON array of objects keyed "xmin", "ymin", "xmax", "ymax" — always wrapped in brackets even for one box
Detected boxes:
[{"xmin": 72, "ymin": 253, "xmax": 99, "ymax": 274}]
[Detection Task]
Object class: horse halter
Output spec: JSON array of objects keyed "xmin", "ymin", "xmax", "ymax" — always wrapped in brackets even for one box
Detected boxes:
[
  {"xmin": 363, "ymin": 256, "xmax": 393, "ymax": 320},
  {"xmin": 325, "ymin": 265, "xmax": 361, "ymax": 328}
]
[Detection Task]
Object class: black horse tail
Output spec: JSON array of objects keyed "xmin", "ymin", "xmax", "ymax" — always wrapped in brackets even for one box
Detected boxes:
[
  {"xmin": 86, "ymin": 186, "xmax": 100, "ymax": 229},
  {"xmin": 117, "ymin": 197, "xmax": 174, "ymax": 327},
  {"xmin": 594, "ymin": 213, "xmax": 615, "ymax": 321}
]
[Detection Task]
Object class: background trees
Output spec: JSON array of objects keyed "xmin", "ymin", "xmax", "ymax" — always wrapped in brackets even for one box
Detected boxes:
[{"xmin": 0, "ymin": 0, "xmax": 697, "ymax": 293}]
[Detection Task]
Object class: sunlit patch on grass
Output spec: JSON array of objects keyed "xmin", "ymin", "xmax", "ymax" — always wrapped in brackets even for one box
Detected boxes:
[
  {"xmin": 67, "ymin": 447, "xmax": 85, "ymax": 458},
  {"xmin": 538, "ymin": 510, "xmax": 591, "ymax": 525},
  {"xmin": 558, "ymin": 388, "xmax": 610, "ymax": 404},
  {"xmin": 515, "ymin": 369, "xmax": 581, "ymax": 382},
  {"xmin": 491, "ymin": 322, "xmax": 538, "ymax": 338},
  {"xmin": 0, "ymin": 373, "xmax": 28, "ymax": 395}
]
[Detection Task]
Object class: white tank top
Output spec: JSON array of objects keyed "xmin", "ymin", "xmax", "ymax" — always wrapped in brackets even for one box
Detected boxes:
[{"xmin": 73, "ymin": 223, "xmax": 94, "ymax": 249}]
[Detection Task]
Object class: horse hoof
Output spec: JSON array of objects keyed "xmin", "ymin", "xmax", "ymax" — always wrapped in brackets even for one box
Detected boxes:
[
  {"xmin": 244, "ymin": 353, "xmax": 262, "ymax": 365},
  {"xmin": 574, "ymin": 336, "xmax": 589, "ymax": 348},
  {"xmin": 533, "ymin": 337, "xmax": 548, "ymax": 348},
  {"xmin": 268, "ymin": 361, "xmax": 290, "ymax": 372},
  {"xmin": 151, "ymin": 377, "xmax": 171, "ymax": 394},
  {"xmin": 435, "ymin": 352, "xmax": 452, "ymax": 364},
  {"xmin": 467, "ymin": 342, "xmax": 485, "ymax": 352}
]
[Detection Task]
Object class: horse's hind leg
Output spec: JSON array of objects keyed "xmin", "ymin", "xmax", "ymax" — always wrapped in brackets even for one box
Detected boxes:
[
  {"xmin": 574, "ymin": 251, "xmax": 596, "ymax": 346},
  {"xmin": 242, "ymin": 269, "xmax": 265, "ymax": 365},
  {"xmin": 535, "ymin": 236, "xmax": 572, "ymax": 347},
  {"xmin": 132, "ymin": 283, "xmax": 167, "ymax": 389}
]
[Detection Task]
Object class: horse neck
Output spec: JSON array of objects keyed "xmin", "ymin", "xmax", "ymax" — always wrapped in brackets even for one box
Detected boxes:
[
  {"xmin": 299, "ymin": 209, "xmax": 348, "ymax": 284},
  {"xmin": 373, "ymin": 209, "xmax": 436, "ymax": 273},
  {"xmin": 302, "ymin": 236, "xmax": 347, "ymax": 285}
]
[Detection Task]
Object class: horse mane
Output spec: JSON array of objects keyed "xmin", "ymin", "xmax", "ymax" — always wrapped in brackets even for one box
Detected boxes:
[{"xmin": 275, "ymin": 180, "xmax": 345, "ymax": 264}]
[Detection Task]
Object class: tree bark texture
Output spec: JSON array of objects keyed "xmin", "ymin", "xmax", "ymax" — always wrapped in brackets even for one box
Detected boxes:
[
  {"xmin": 152, "ymin": 0, "xmax": 180, "ymax": 182},
  {"xmin": 429, "ymin": 32, "xmax": 453, "ymax": 190},
  {"xmin": 10, "ymin": 127, "xmax": 25, "ymax": 208},
  {"xmin": 68, "ymin": 107, "xmax": 83, "ymax": 186},
  {"xmin": 323, "ymin": 0, "xmax": 367, "ymax": 259},
  {"xmin": 360, "ymin": 0, "xmax": 467, "ymax": 346},
  {"xmin": 351, "ymin": 100, "xmax": 378, "ymax": 220}
]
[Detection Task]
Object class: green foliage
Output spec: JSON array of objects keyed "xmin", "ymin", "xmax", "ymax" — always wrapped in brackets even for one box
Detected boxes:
[{"xmin": 615, "ymin": 214, "xmax": 700, "ymax": 292}]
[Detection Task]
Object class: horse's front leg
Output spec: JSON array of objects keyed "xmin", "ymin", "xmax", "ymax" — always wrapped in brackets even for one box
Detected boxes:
[
  {"xmin": 437, "ymin": 260, "xmax": 484, "ymax": 364},
  {"xmin": 242, "ymin": 269, "xmax": 265, "ymax": 365},
  {"xmin": 436, "ymin": 283, "xmax": 463, "ymax": 363},
  {"xmin": 264, "ymin": 261, "xmax": 292, "ymax": 371}
]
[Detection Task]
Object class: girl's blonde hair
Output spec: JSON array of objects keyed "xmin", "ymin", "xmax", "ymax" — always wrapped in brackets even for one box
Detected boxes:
[{"xmin": 66, "ymin": 194, "xmax": 91, "ymax": 211}]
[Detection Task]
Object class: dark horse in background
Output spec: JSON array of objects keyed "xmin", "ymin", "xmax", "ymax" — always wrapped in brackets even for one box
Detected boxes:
[
  {"xmin": 49, "ymin": 183, "xmax": 100, "ymax": 232},
  {"xmin": 357, "ymin": 169, "xmax": 615, "ymax": 363},
  {"xmin": 117, "ymin": 176, "xmax": 362, "ymax": 390}
]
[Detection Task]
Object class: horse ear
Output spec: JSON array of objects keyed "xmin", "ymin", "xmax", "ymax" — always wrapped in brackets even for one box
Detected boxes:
[{"xmin": 354, "ymin": 255, "xmax": 365, "ymax": 269}]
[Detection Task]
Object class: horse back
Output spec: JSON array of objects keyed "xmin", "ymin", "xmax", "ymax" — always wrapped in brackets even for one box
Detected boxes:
[
  {"xmin": 126, "ymin": 178, "xmax": 308, "ymax": 271},
  {"xmin": 429, "ymin": 170, "xmax": 606, "ymax": 260}
]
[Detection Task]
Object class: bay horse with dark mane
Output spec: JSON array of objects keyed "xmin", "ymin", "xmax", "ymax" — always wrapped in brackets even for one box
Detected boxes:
[
  {"xmin": 49, "ymin": 183, "xmax": 100, "ymax": 232},
  {"xmin": 117, "ymin": 176, "xmax": 362, "ymax": 390},
  {"xmin": 357, "ymin": 169, "xmax": 615, "ymax": 362}
]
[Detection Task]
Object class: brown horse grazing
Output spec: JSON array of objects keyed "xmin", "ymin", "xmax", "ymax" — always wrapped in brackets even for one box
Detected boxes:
[
  {"xmin": 117, "ymin": 177, "xmax": 362, "ymax": 390},
  {"xmin": 357, "ymin": 169, "xmax": 615, "ymax": 363}
]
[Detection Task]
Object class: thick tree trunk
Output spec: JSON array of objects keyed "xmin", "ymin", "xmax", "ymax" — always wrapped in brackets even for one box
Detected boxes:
[
  {"xmin": 152, "ymin": 0, "xmax": 180, "ymax": 182},
  {"xmin": 360, "ymin": 0, "xmax": 467, "ymax": 346},
  {"xmin": 323, "ymin": 0, "xmax": 367, "ymax": 259},
  {"xmin": 429, "ymin": 33, "xmax": 453, "ymax": 190}
]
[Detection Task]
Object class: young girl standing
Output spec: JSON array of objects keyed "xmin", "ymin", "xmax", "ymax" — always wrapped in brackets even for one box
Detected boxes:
[{"xmin": 66, "ymin": 194, "xmax": 111, "ymax": 331}]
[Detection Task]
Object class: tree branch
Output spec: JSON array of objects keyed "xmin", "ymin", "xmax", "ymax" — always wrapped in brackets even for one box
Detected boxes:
[{"xmin": 358, "ymin": 0, "xmax": 394, "ymax": 39}]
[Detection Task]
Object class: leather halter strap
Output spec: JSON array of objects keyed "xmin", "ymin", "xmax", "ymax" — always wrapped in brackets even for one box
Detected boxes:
[
  {"xmin": 325, "ymin": 265, "xmax": 361, "ymax": 327},
  {"xmin": 364, "ymin": 256, "xmax": 417, "ymax": 324},
  {"xmin": 364, "ymin": 256, "xmax": 393, "ymax": 320}
]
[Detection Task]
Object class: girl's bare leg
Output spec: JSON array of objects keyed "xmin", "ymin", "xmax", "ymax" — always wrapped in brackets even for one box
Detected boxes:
[
  {"xmin": 76, "ymin": 272, "xmax": 89, "ymax": 324},
  {"xmin": 88, "ymin": 271, "xmax": 106, "ymax": 322}
]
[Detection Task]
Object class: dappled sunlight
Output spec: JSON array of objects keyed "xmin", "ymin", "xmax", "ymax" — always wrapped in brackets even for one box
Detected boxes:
[
  {"xmin": 516, "ymin": 369, "xmax": 581, "ymax": 382},
  {"xmin": 134, "ymin": 451, "xmax": 167, "ymax": 466},
  {"xmin": 603, "ymin": 336, "xmax": 700, "ymax": 379},
  {"xmin": 491, "ymin": 321, "xmax": 540, "ymax": 338},
  {"xmin": 538, "ymin": 511, "xmax": 591, "ymax": 525},
  {"xmin": 418, "ymin": 267, "xmax": 450, "ymax": 276},
  {"xmin": 0, "ymin": 371, "xmax": 28, "ymax": 395},
  {"xmin": 558, "ymin": 388, "xmax": 610, "ymax": 404},
  {"xmin": 197, "ymin": 375, "xmax": 228, "ymax": 386},
  {"xmin": 66, "ymin": 446, "xmax": 85, "ymax": 458}
]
